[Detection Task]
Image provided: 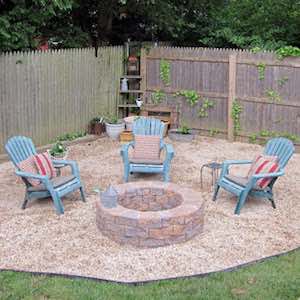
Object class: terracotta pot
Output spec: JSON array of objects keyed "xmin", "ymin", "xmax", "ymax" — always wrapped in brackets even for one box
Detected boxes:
[{"xmin": 88, "ymin": 122, "xmax": 105, "ymax": 135}]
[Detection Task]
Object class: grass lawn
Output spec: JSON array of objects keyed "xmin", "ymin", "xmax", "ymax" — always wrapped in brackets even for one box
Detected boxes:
[{"xmin": 0, "ymin": 249, "xmax": 299, "ymax": 300}]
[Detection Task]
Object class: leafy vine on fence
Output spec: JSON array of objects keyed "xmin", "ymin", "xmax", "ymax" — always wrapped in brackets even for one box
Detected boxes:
[
  {"xmin": 160, "ymin": 59, "xmax": 171, "ymax": 86},
  {"xmin": 275, "ymin": 46, "xmax": 300, "ymax": 60},
  {"xmin": 231, "ymin": 99, "xmax": 242, "ymax": 136},
  {"xmin": 265, "ymin": 89, "xmax": 281, "ymax": 102},
  {"xmin": 277, "ymin": 76, "xmax": 289, "ymax": 87},
  {"xmin": 151, "ymin": 89, "xmax": 166, "ymax": 104},
  {"xmin": 257, "ymin": 62, "xmax": 266, "ymax": 80},
  {"xmin": 175, "ymin": 90, "xmax": 199, "ymax": 106},
  {"xmin": 198, "ymin": 98, "xmax": 215, "ymax": 118}
]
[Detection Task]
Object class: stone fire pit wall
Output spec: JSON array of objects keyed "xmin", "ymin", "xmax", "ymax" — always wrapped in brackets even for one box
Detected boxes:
[{"xmin": 96, "ymin": 182, "xmax": 205, "ymax": 248}]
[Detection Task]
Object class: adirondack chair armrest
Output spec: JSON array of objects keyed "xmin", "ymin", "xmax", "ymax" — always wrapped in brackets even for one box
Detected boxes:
[
  {"xmin": 220, "ymin": 159, "xmax": 253, "ymax": 177},
  {"xmin": 52, "ymin": 159, "xmax": 79, "ymax": 176},
  {"xmin": 162, "ymin": 143, "xmax": 174, "ymax": 161},
  {"xmin": 243, "ymin": 170, "xmax": 285, "ymax": 190},
  {"xmin": 15, "ymin": 170, "xmax": 49, "ymax": 181},
  {"xmin": 120, "ymin": 142, "xmax": 134, "ymax": 162},
  {"xmin": 251, "ymin": 170, "xmax": 284, "ymax": 180},
  {"xmin": 223, "ymin": 159, "xmax": 253, "ymax": 166}
]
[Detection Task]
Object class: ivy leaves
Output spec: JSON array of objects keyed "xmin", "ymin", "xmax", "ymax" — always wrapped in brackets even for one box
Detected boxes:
[
  {"xmin": 160, "ymin": 59, "xmax": 171, "ymax": 86},
  {"xmin": 231, "ymin": 100, "xmax": 242, "ymax": 136}
]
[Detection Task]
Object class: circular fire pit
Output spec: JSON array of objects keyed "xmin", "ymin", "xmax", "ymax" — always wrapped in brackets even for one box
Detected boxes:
[{"xmin": 96, "ymin": 182, "xmax": 205, "ymax": 248}]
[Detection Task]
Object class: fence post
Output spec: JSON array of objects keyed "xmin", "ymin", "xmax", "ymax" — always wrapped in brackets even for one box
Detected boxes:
[
  {"xmin": 227, "ymin": 53, "xmax": 237, "ymax": 142},
  {"xmin": 140, "ymin": 47, "xmax": 147, "ymax": 102}
]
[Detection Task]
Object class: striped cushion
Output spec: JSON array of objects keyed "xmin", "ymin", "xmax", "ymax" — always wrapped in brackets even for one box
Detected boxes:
[
  {"xmin": 18, "ymin": 156, "xmax": 41, "ymax": 186},
  {"xmin": 33, "ymin": 152, "xmax": 56, "ymax": 179},
  {"xmin": 247, "ymin": 155, "xmax": 278, "ymax": 178},
  {"xmin": 132, "ymin": 135, "xmax": 161, "ymax": 160},
  {"xmin": 247, "ymin": 155, "xmax": 279, "ymax": 189}
]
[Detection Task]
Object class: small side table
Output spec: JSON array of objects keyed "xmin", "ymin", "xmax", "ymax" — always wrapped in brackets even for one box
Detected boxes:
[{"xmin": 200, "ymin": 162, "xmax": 223, "ymax": 188}]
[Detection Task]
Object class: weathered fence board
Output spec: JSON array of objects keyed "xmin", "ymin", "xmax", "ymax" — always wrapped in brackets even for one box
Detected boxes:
[
  {"xmin": 0, "ymin": 47, "xmax": 123, "ymax": 153},
  {"xmin": 142, "ymin": 46, "xmax": 300, "ymax": 144}
]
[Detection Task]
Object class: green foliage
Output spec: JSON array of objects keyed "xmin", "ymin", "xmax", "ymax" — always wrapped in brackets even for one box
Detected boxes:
[
  {"xmin": 277, "ymin": 76, "xmax": 289, "ymax": 87},
  {"xmin": 201, "ymin": 0, "xmax": 300, "ymax": 50},
  {"xmin": 0, "ymin": 250, "xmax": 300, "ymax": 299},
  {"xmin": 209, "ymin": 128, "xmax": 219, "ymax": 137},
  {"xmin": 0, "ymin": 0, "xmax": 82, "ymax": 51},
  {"xmin": 257, "ymin": 63, "xmax": 266, "ymax": 80},
  {"xmin": 151, "ymin": 90, "xmax": 166, "ymax": 104},
  {"xmin": 55, "ymin": 131, "xmax": 86, "ymax": 142},
  {"xmin": 176, "ymin": 90, "xmax": 199, "ymax": 106},
  {"xmin": 275, "ymin": 46, "xmax": 300, "ymax": 60},
  {"xmin": 231, "ymin": 100, "xmax": 242, "ymax": 136},
  {"xmin": 198, "ymin": 98, "xmax": 215, "ymax": 118},
  {"xmin": 160, "ymin": 59, "xmax": 171, "ymax": 86},
  {"xmin": 178, "ymin": 123, "xmax": 191, "ymax": 135},
  {"xmin": 265, "ymin": 89, "xmax": 281, "ymax": 102},
  {"xmin": 49, "ymin": 141, "xmax": 67, "ymax": 157},
  {"xmin": 249, "ymin": 133, "xmax": 258, "ymax": 144},
  {"xmin": 104, "ymin": 114, "xmax": 120, "ymax": 124},
  {"xmin": 250, "ymin": 130, "xmax": 299, "ymax": 144},
  {"xmin": 91, "ymin": 116, "xmax": 104, "ymax": 124}
]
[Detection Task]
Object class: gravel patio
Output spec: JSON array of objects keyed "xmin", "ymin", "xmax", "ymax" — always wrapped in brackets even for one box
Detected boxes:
[{"xmin": 0, "ymin": 136, "xmax": 299, "ymax": 282}]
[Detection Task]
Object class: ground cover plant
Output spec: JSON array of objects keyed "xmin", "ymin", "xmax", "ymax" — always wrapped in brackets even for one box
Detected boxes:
[{"xmin": 0, "ymin": 249, "xmax": 299, "ymax": 300}]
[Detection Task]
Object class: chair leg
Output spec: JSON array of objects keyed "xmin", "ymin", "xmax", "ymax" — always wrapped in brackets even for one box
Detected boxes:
[
  {"xmin": 212, "ymin": 184, "xmax": 220, "ymax": 201},
  {"xmin": 163, "ymin": 171, "xmax": 170, "ymax": 182},
  {"xmin": 79, "ymin": 186, "xmax": 86, "ymax": 202},
  {"xmin": 50, "ymin": 191, "xmax": 64, "ymax": 215},
  {"xmin": 124, "ymin": 172, "xmax": 129, "ymax": 182},
  {"xmin": 269, "ymin": 196, "xmax": 276, "ymax": 209},
  {"xmin": 123, "ymin": 166, "xmax": 132, "ymax": 182},
  {"xmin": 22, "ymin": 192, "xmax": 29, "ymax": 209},
  {"xmin": 234, "ymin": 192, "xmax": 248, "ymax": 215}
]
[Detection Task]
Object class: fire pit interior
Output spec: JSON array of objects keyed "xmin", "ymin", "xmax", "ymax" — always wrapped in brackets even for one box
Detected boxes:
[
  {"xmin": 96, "ymin": 182, "xmax": 205, "ymax": 248},
  {"xmin": 118, "ymin": 188, "xmax": 183, "ymax": 211}
]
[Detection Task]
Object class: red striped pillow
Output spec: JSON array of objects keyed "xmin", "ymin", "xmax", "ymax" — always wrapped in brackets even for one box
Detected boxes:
[
  {"xmin": 247, "ymin": 155, "xmax": 279, "ymax": 189},
  {"xmin": 33, "ymin": 152, "xmax": 56, "ymax": 179},
  {"xmin": 18, "ymin": 156, "xmax": 41, "ymax": 186},
  {"xmin": 247, "ymin": 155, "xmax": 278, "ymax": 178}
]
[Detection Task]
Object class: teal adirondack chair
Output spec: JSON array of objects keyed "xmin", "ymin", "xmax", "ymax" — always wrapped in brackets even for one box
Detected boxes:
[
  {"xmin": 5, "ymin": 136, "xmax": 86, "ymax": 214},
  {"xmin": 120, "ymin": 117, "xmax": 174, "ymax": 182},
  {"xmin": 213, "ymin": 137, "xmax": 295, "ymax": 214}
]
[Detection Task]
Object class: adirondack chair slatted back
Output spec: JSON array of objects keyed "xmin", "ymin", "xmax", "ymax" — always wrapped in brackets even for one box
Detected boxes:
[
  {"xmin": 5, "ymin": 136, "xmax": 37, "ymax": 168},
  {"xmin": 264, "ymin": 137, "xmax": 295, "ymax": 169},
  {"xmin": 133, "ymin": 117, "xmax": 165, "ymax": 138}
]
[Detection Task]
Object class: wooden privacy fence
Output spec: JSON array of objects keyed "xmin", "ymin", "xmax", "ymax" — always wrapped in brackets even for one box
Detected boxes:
[
  {"xmin": 0, "ymin": 47, "xmax": 123, "ymax": 154},
  {"xmin": 141, "ymin": 47, "xmax": 300, "ymax": 145}
]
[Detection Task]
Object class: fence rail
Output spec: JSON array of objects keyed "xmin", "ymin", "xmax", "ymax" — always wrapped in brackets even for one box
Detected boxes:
[
  {"xmin": 0, "ymin": 47, "xmax": 123, "ymax": 153},
  {"xmin": 141, "ymin": 46, "xmax": 300, "ymax": 144}
]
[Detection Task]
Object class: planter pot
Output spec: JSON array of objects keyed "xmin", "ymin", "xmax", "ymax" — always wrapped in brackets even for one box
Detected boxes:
[
  {"xmin": 105, "ymin": 122, "xmax": 125, "ymax": 140},
  {"xmin": 124, "ymin": 116, "xmax": 139, "ymax": 131},
  {"xmin": 168, "ymin": 129, "xmax": 195, "ymax": 142},
  {"xmin": 47, "ymin": 149, "xmax": 68, "ymax": 160},
  {"xmin": 88, "ymin": 122, "xmax": 105, "ymax": 135}
]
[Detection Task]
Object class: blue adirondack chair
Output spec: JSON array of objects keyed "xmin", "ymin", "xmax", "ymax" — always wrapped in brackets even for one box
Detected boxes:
[
  {"xmin": 5, "ymin": 136, "xmax": 86, "ymax": 214},
  {"xmin": 120, "ymin": 117, "xmax": 174, "ymax": 182},
  {"xmin": 213, "ymin": 137, "xmax": 295, "ymax": 214}
]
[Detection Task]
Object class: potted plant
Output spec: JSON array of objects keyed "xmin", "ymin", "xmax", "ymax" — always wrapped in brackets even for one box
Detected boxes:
[
  {"xmin": 89, "ymin": 116, "xmax": 105, "ymax": 135},
  {"xmin": 48, "ymin": 141, "xmax": 68, "ymax": 159},
  {"xmin": 168, "ymin": 123, "xmax": 195, "ymax": 142},
  {"xmin": 105, "ymin": 114, "xmax": 125, "ymax": 140}
]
